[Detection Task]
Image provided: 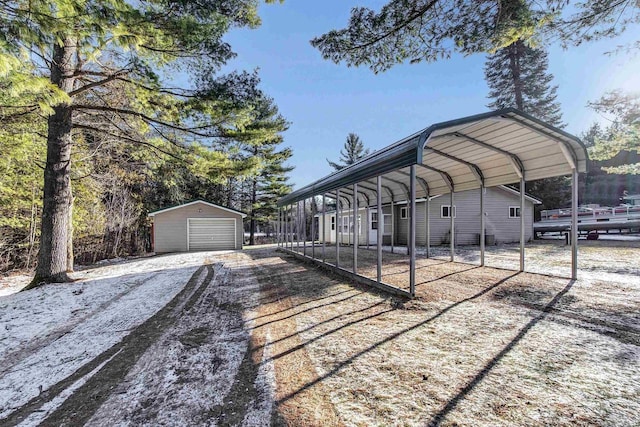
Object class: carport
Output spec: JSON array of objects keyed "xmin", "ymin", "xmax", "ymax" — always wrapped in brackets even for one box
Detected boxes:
[{"xmin": 276, "ymin": 108, "xmax": 588, "ymax": 297}]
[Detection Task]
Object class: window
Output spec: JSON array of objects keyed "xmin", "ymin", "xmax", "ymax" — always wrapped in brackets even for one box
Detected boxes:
[
  {"xmin": 331, "ymin": 216, "xmax": 335, "ymax": 231},
  {"xmin": 400, "ymin": 207, "xmax": 408, "ymax": 219},
  {"xmin": 342, "ymin": 215, "xmax": 349, "ymax": 232},
  {"xmin": 371, "ymin": 212, "xmax": 378, "ymax": 230},
  {"xmin": 509, "ymin": 206, "xmax": 521, "ymax": 218},
  {"xmin": 383, "ymin": 214, "xmax": 392, "ymax": 235},
  {"xmin": 441, "ymin": 205, "xmax": 457, "ymax": 218}
]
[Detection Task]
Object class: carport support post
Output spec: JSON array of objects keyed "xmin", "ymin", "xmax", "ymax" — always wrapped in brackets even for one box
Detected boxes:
[
  {"xmin": 426, "ymin": 196, "xmax": 430, "ymax": 258},
  {"xmin": 303, "ymin": 198, "xmax": 307, "ymax": 256},
  {"xmin": 571, "ymin": 170, "xmax": 578, "ymax": 279},
  {"xmin": 366, "ymin": 207, "xmax": 370, "ymax": 249},
  {"xmin": 480, "ymin": 186, "xmax": 485, "ymax": 267},
  {"xmin": 377, "ymin": 176, "xmax": 382, "ymax": 283},
  {"xmin": 390, "ymin": 200, "xmax": 395, "ymax": 254},
  {"xmin": 295, "ymin": 201, "xmax": 299, "ymax": 251},
  {"xmin": 288, "ymin": 204, "xmax": 292, "ymax": 249},
  {"xmin": 450, "ymin": 192, "xmax": 455, "ymax": 262},
  {"xmin": 409, "ymin": 165, "xmax": 416, "ymax": 296},
  {"xmin": 336, "ymin": 189, "xmax": 340, "ymax": 268},
  {"xmin": 353, "ymin": 183, "xmax": 358, "ymax": 274},
  {"xmin": 520, "ymin": 178, "xmax": 525, "ymax": 272},
  {"xmin": 311, "ymin": 197, "xmax": 315, "ymax": 259},
  {"xmin": 278, "ymin": 207, "xmax": 281, "ymax": 248},
  {"xmin": 322, "ymin": 194, "xmax": 326, "ymax": 263}
]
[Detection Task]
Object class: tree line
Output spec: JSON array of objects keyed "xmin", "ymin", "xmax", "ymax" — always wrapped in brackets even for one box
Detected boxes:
[{"xmin": 0, "ymin": 0, "xmax": 292, "ymax": 284}]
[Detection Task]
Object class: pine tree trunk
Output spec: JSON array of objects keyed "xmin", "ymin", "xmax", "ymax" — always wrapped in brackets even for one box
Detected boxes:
[
  {"xmin": 509, "ymin": 41, "xmax": 524, "ymax": 110},
  {"xmin": 67, "ymin": 186, "xmax": 74, "ymax": 272},
  {"xmin": 29, "ymin": 37, "xmax": 76, "ymax": 288}
]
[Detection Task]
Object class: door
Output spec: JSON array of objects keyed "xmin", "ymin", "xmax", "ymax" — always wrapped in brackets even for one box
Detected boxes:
[
  {"xmin": 187, "ymin": 218, "xmax": 236, "ymax": 251},
  {"xmin": 369, "ymin": 209, "xmax": 379, "ymax": 244}
]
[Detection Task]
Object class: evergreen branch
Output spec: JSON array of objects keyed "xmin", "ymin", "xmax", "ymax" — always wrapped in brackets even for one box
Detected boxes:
[
  {"xmin": 74, "ymin": 124, "xmax": 185, "ymax": 161},
  {"xmin": 68, "ymin": 69, "xmax": 131, "ymax": 97},
  {"xmin": 72, "ymin": 104, "xmax": 224, "ymax": 138}
]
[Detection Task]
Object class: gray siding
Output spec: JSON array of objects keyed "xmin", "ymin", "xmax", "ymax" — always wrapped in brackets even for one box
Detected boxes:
[
  {"xmin": 315, "ymin": 186, "xmax": 534, "ymax": 247},
  {"xmin": 405, "ymin": 187, "xmax": 535, "ymax": 245},
  {"xmin": 153, "ymin": 202, "xmax": 243, "ymax": 252}
]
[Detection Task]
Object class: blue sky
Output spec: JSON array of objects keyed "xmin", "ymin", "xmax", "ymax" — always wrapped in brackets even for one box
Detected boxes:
[{"xmin": 222, "ymin": 1, "xmax": 640, "ymax": 190}]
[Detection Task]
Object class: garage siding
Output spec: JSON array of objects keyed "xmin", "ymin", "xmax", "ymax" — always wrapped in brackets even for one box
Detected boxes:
[{"xmin": 153, "ymin": 202, "xmax": 243, "ymax": 252}]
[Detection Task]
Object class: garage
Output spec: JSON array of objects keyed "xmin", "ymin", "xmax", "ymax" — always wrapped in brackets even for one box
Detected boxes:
[{"xmin": 148, "ymin": 200, "xmax": 246, "ymax": 253}]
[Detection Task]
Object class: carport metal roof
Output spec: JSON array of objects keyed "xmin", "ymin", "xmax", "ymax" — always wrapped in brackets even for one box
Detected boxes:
[{"xmin": 278, "ymin": 108, "xmax": 588, "ymax": 206}]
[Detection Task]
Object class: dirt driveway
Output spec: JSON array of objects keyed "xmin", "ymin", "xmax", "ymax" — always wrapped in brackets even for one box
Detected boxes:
[{"xmin": 1, "ymin": 247, "xmax": 638, "ymax": 426}]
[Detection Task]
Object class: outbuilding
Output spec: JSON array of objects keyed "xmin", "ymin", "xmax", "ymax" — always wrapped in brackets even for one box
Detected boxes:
[{"xmin": 148, "ymin": 200, "xmax": 246, "ymax": 253}]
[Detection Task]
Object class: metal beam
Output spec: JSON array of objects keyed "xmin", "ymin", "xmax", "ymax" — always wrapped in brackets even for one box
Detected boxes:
[
  {"xmin": 571, "ymin": 170, "xmax": 578, "ymax": 279},
  {"xmin": 520, "ymin": 179, "xmax": 525, "ymax": 272},
  {"xmin": 303, "ymin": 198, "xmax": 307, "ymax": 256},
  {"xmin": 381, "ymin": 175, "xmax": 410, "ymax": 199},
  {"xmin": 416, "ymin": 163, "xmax": 455, "ymax": 192},
  {"xmin": 377, "ymin": 176, "xmax": 382, "ymax": 283},
  {"xmin": 336, "ymin": 189, "xmax": 340, "ymax": 268},
  {"xmin": 447, "ymin": 132, "xmax": 525, "ymax": 179},
  {"xmin": 353, "ymin": 183, "xmax": 358, "ymax": 274},
  {"xmin": 450, "ymin": 192, "xmax": 455, "ymax": 262},
  {"xmin": 322, "ymin": 194, "xmax": 326, "ymax": 263},
  {"xmin": 311, "ymin": 197, "xmax": 315, "ymax": 259},
  {"xmin": 424, "ymin": 147, "xmax": 485, "ymax": 186},
  {"xmin": 500, "ymin": 115, "xmax": 578, "ymax": 170},
  {"xmin": 409, "ymin": 165, "xmax": 416, "ymax": 297},
  {"xmin": 480, "ymin": 187, "xmax": 485, "ymax": 267},
  {"xmin": 362, "ymin": 179, "xmax": 395, "ymax": 201},
  {"xmin": 392, "ymin": 169, "xmax": 430, "ymax": 197}
]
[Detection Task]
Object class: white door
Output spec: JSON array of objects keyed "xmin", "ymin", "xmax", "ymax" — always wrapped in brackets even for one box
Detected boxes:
[
  {"xmin": 369, "ymin": 209, "xmax": 379, "ymax": 244},
  {"xmin": 187, "ymin": 218, "xmax": 236, "ymax": 251}
]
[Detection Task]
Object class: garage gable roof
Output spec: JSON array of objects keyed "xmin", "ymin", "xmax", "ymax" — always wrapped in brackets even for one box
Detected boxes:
[{"xmin": 147, "ymin": 200, "xmax": 247, "ymax": 218}]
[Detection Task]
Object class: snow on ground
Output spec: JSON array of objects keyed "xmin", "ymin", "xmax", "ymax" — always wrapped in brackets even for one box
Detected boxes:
[
  {"xmin": 0, "ymin": 250, "xmax": 276, "ymax": 426},
  {"xmin": 0, "ymin": 252, "xmax": 217, "ymax": 422}
]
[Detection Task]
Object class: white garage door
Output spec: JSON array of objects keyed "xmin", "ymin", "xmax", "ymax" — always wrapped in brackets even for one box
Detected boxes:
[{"xmin": 187, "ymin": 218, "xmax": 236, "ymax": 251}]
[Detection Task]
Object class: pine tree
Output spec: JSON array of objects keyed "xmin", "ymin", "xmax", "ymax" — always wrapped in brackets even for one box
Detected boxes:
[
  {"xmin": 484, "ymin": 39, "xmax": 569, "ymax": 216},
  {"xmin": 485, "ymin": 40, "xmax": 564, "ymax": 126},
  {"xmin": 0, "ymin": 0, "xmax": 281, "ymax": 287},
  {"xmin": 327, "ymin": 133, "xmax": 370, "ymax": 171}
]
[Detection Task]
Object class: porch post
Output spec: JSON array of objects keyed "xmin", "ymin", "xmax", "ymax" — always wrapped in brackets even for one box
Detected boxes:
[
  {"xmin": 520, "ymin": 178, "xmax": 525, "ymax": 272},
  {"xmin": 336, "ymin": 189, "xmax": 340, "ymax": 268},
  {"xmin": 409, "ymin": 165, "xmax": 417, "ymax": 297},
  {"xmin": 322, "ymin": 193, "xmax": 326, "ymax": 263},
  {"xmin": 571, "ymin": 170, "xmax": 578, "ymax": 279},
  {"xmin": 480, "ymin": 186, "xmax": 485, "ymax": 267},
  {"xmin": 450, "ymin": 192, "xmax": 455, "ymax": 262},
  {"xmin": 353, "ymin": 183, "xmax": 358, "ymax": 274},
  {"xmin": 377, "ymin": 176, "xmax": 382, "ymax": 283}
]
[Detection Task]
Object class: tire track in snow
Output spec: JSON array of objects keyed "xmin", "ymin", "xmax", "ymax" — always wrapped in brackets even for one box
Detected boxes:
[
  {"xmin": 0, "ymin": 273, "xmax": 161, "ymax": 378},
  {"xmin": 0, "ymin": 264, "xmax": 212, "ymax": 427}
]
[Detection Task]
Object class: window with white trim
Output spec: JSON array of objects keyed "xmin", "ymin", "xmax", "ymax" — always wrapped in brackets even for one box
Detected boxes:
[
  {"xmin": 509, "ymin": 206, "xmax": 521, "ymax": 218},
  {"xmin": 441, "ymin": 205, "xmax": 457, "ymax": 218},
  {"xmin": 383, "ymin": 214, "xmax": 392, "ymax": 235},
  {"xmin": 371, "ymin": 212, "xmax": 378, "ymax": 230},
  {"xmin": 331, "ymin": 216, "xmax": 335, "ymax": 231},
  {"xmin": 400, "ymin": 207, "xmax": 408, "ymax": 219}
]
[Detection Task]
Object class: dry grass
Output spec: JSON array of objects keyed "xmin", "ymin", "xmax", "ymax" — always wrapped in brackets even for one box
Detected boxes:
[{"xmin": 242, "ymin": 244, "xmax": 640, "ymax": 426}]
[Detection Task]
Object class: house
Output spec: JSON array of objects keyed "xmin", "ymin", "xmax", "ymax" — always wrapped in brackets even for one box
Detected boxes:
[
  {"xmin": 316, "ymin": 186, "xmax": 540, "ymax": 246},
  {"xmin": 148, "ymin": 200, "xmax": 246, "ymax": 253}
]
